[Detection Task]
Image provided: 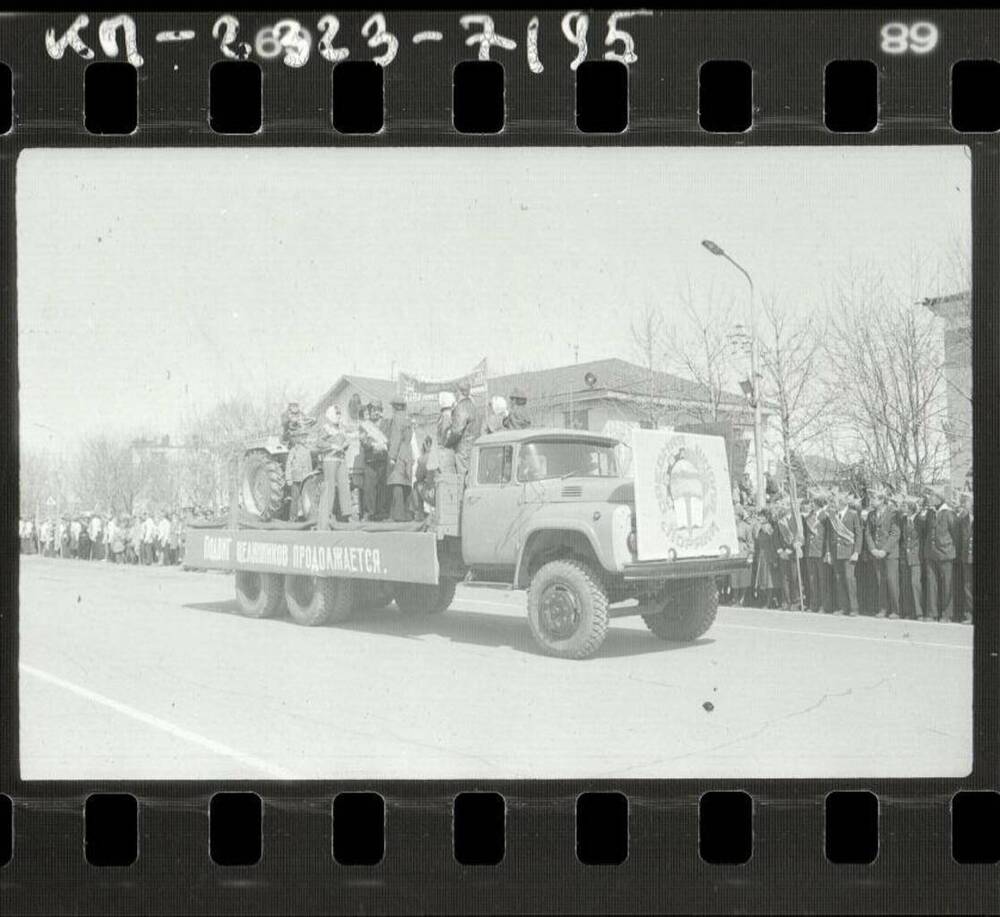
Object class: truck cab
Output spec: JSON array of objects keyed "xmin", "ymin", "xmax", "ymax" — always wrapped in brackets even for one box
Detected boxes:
[
  {"xmin": 454, "ymin": 428, "xmax": 747, "ymax": 658},
  {"xmin": 461, "ymin": 429, "xmax": 634, "ymax": 579}
]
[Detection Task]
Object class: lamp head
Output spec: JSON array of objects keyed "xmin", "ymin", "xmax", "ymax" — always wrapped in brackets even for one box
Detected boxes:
[{"xmin": 701, "ymin": 239, "xmax": 725, "ymax": 256}]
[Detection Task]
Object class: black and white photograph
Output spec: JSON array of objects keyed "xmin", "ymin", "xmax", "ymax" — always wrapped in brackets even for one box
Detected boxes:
[{"xmin": 17, "ymin": 145, "xmax": 972, "ymax": 780}]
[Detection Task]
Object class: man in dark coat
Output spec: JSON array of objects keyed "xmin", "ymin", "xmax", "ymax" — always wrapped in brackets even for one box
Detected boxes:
[
  {"xmin": 447, "ymin": 380, "xmax": 480, "ymax": 478},
  {"xmin": 956, "ymin": 491, "xmax": 973, "ymax": 623},
  {"xmin": 864, "ymin": 489, "xmax": 901, "ymax": 618},
  {"xmin": 385, "ymin": 397, "xmax": 414, "ymax": 522},
  {"xmin": 802, "ymin": 494, "xmax": 828, "ymax": 613},
  {"xmin": 824, "ymin": 490, "xmax": 863, "ymax": 616},
  {"xmin": 899, "ymin": 498, "xmax": 925, "ymax": 620},
  {"xmin": 925, "ymin": 486, "xmax": 957, "ymax": 622}
]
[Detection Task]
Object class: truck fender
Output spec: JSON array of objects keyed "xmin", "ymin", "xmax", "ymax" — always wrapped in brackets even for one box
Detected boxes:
[{"xmin": 514, "ymin": 523, "xmax": 605, "ymax": 589}]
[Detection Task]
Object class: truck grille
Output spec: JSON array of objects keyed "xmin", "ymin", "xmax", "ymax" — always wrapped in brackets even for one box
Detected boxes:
[{"xmin": 561, "ymin": 485, "xmax": 583, "ymax": 498}]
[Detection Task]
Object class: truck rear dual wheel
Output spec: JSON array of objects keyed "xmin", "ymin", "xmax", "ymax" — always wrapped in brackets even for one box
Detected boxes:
[
  {"xmin": 526, "ymin": 560, "xmax": 609, "ymax": 659},
  {"xmin": 284, "ymin": 575, "xmax": 355, "ymax": 626},
  {"xmin": 234, "ymin": 571, "xmax": 286, "ymax": 618},
  {"xmin": 641, "ymin": 577, "xmax": 719, "ymax": 642},
  {"xmin": 394, "ymin": 577, "xmax": 458, "ymax": 615}
]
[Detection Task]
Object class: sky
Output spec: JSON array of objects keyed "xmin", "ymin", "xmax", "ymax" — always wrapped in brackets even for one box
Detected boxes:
[{"xmin": 17, "ymin": 146, "xmax": 969, "ymax": 453}]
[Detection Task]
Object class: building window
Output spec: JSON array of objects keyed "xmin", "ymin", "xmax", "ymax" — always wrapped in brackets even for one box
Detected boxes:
[{"xmin": 562, "ymin": 409, "xmax": 590, "ymax": 430}]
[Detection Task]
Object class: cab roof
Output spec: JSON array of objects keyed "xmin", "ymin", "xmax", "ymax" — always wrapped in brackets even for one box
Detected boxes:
[{"xmin": 476, "ymin": 427, "xmax": 621, "ymax": 447}]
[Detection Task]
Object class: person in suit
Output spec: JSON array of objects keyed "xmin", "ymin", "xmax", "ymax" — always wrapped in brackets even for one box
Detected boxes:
[
  {"xmin": 385, "ymin": 397, "xmax": 414, "ymax": 522},
  {"xmin": 824, "ymin": 490, "xmax": 863, "ymax": 616},
  {"xmin": 899, "ymin": 498, "xmax": 925, "ymax": 620},
  {"xmin": 864, "ymin": 489, "xmax": 902, "ymax": 618},
  {"xmin": 802, "ymin": 494, "xmax": 828, "ymax": 613},
  {"xmin": 925, "ymin": 486, "xmax": 957, "ymax": 622},
  {"xmin": 956, "ymin": 490, "xmax": 973, "ymax": 624}
]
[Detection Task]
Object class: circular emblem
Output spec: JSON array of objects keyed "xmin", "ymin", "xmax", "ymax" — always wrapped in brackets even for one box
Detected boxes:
[{"xmin": 653, "ymin": 437, "xmax": 720, "ymax": 551}]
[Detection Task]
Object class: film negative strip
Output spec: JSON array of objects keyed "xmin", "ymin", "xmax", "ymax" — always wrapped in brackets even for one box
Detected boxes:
[{"xmin": 2, "ymin": 8, "xmax": 998, "ymax": 914}]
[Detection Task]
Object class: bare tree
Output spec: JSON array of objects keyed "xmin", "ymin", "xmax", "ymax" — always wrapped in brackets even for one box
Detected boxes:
[
  {"xmin": 629, "ymin": 284, "xmax": 739, "ymax": 426},
  {"xmin": 757, "ymin": 295, "xmax": 832, "ymax": 485},
  {"xmin": 825, "ymin": 267, "xmax": 950, "ymax": 490},
  {"xmin": 19, "ymin": 449, "xmax": 71, "ymax": 518},
  {"xmin": 75, "ymin": 434, "xmax": 147, "ymax": 514},
  {"xmin": 660, "ymin": 281, "xmax": 737, "ymax": 423}
]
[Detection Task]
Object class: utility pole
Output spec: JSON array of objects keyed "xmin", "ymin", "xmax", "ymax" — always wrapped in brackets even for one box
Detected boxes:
[{"xmin": 702, "ymin": 239, "xmax": 766, "ymax": 509}]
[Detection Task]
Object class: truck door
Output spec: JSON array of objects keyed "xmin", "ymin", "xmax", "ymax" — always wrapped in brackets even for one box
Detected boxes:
[{"xmin": 461, "ymin": 443, "xmax": 523, "ymax": 567}]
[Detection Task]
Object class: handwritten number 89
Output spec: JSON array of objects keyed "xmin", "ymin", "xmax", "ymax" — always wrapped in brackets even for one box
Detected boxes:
[{"xmin": 880, "ymin": 21, "xmax": 938, "ymax": 54}]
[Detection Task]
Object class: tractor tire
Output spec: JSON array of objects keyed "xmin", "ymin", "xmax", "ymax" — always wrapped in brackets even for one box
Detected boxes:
[
  {"xmin": 526, "ymin": 559, "xmax": 609, "ymax": 659},
  {"xmin": 240, "ymin": 450, "xmax": 286, "ymax": 522},
  {"xmin": 394, "ymin": 577, "xmax": 456, "ymax": 615},
  {"xmin": 284, "ymin": 575, "xmax": 355, "ymax": 626},
  {"xmin": 234, "ymin": 571, "xmax": 286, "ymax": 619},
  {"xmin": 298, "ymin": 472, "xmax": 323, "ymax": 523},
  {"xmin": 641, "ymin": 577, "xmax": 719, "ymax": 642}
]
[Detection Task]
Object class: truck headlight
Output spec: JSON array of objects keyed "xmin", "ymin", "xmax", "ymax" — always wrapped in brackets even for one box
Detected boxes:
[{"xmin": 612, "ymin": 505, "xmax": 634, "ymax": 569}]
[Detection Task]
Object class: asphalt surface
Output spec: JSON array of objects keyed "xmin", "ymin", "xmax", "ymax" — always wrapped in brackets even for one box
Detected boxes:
[{"xmin": 18, "ymin": 555, "xmax": 973, "ymax": 780}]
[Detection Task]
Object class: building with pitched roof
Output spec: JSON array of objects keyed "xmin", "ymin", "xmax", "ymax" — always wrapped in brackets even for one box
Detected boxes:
[{"xmin": 312, "ymin": 358, "xmax": 767, "ymax": 478}]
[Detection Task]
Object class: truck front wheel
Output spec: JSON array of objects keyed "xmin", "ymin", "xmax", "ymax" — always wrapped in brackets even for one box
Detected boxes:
[
  {"xmin": 641, "ymin": 577, "xmax": 719, "ymax": 642},
  {"xmin": 284, "ymin": 575, "xmax": 354, "ymax": 626},
  {"xmin": 526, "ymin": 560, "xmax": 609, "ymax": 659},
  {"xmin": 235, "ymin": 571, "xmax": 285, "ymax": 618}
]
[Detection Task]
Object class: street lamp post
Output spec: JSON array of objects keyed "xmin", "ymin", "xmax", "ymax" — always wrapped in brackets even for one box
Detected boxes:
[{"xmin": 702, "ymin": 239, "xmax": 765, "ymax": 510}]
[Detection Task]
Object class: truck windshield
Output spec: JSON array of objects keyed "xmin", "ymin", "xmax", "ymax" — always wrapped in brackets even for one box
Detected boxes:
[{"xmin": 516, "ymin": 440, "xmax": 620, "ymax": 481}]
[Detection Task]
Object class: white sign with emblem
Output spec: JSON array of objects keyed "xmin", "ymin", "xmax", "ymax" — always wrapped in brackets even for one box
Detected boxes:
[{"xmin": 632, "ymin": 429, "xmax": 739, "ymax": 561}]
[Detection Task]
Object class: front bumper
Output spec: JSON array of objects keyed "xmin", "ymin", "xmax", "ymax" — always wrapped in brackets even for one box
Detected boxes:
[{"xmin": 622, "ymin": 556, "xmax": 750, "ymax": 582}]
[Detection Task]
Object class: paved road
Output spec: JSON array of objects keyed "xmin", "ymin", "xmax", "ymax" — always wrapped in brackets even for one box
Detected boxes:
[{"xmin": 18, "ymin": 555, "xmax": 973, "ymax": 780}]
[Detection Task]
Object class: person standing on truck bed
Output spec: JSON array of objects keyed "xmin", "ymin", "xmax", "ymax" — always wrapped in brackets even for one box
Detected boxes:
[
  {"xmin": 447, "ymin": 379, "xmax": 479, "ymax": 478},
  {"xmin": 435, "ymin": 391, "xmax": 458, "ymax": 474},
  {"xmin": 359, "ymin": 402, "xmax": 388, "ymax": 521},
  {"xmin": 284, "ymin": 410, "xmax": 315, "ymax": 521},
  {"xmin": 316, "ymin": 404, "xmax": 357, "ymax": 528},
  {"xmin": 504, "ymin": 387, "xmax": 532, "ymax": 429},
  {"xmin": 386, "ymin": 396, "xmax": 415, "ymax": 522}
]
